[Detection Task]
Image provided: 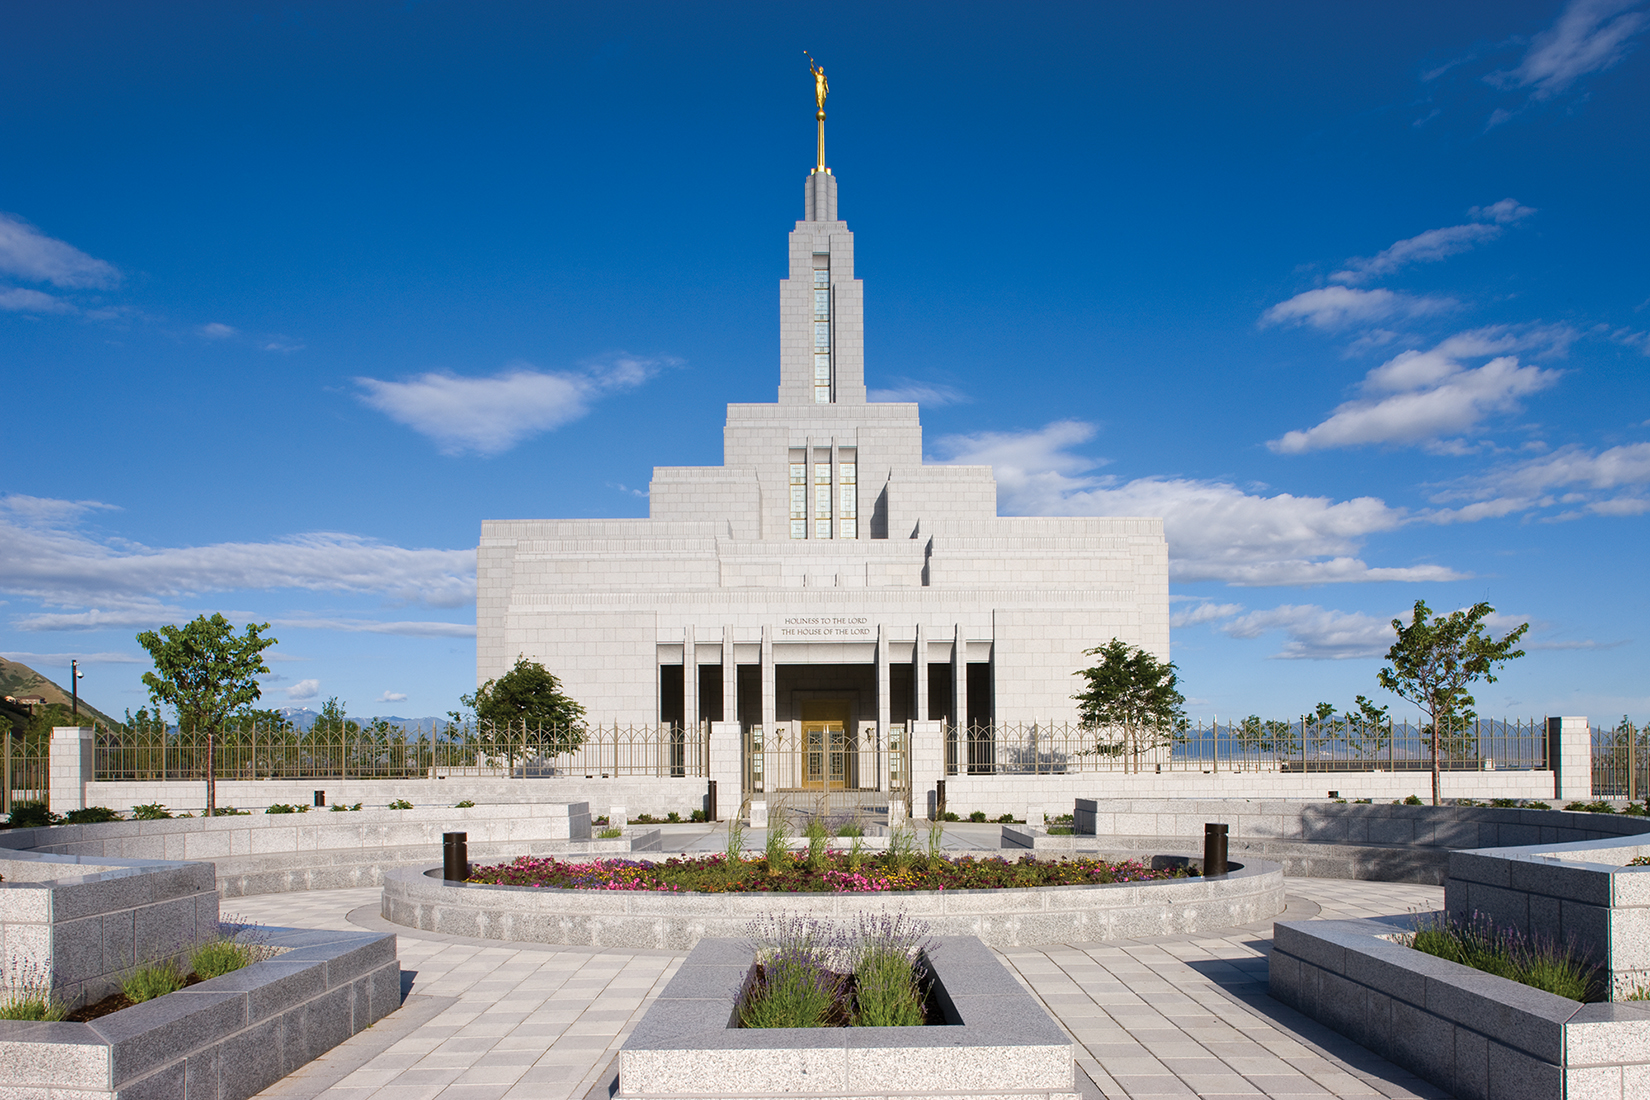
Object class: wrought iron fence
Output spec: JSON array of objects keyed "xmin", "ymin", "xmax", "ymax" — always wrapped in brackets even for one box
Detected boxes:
[
  {"xmin": 1592, "ymin": 719, "xmax": 1647, "ymax": 801},
  {"xmin": 945, "ymin": 717, "xmax": 1550, "ymax": 776},
  {"xmin": 94, "ymin": 721, "xmax": 707, "ymax": 781},
  {"xmin": 3, "ymin": 730, "xmax": 50, "ymax": 813}
]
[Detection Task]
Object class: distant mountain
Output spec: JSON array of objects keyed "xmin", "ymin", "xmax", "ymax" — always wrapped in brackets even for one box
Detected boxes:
[
  {"xmin": 270, "ymin": 707, "xmax": 446, "ymax": 734},
  {"xmin": 0, "ymin": 657, "xmax": 121, "ymax": 729}
]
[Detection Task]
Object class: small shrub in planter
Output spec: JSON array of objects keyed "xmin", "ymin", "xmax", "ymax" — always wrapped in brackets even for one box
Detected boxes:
[
  {"xmin": 329, "ymin": 802, "xmax": 363, "ymax": 811},
  {"xmin": 7, "ymin": 801, "xmax": 59, "ymax": 828},
  {"xmin": 132, "ymin": 802, "xmax": 173, "ymax": 820},
  {"xmin": 1399, "ymin": 795, "xmax": 1423, "ymax": 805},
  {"xmin": 209, "ymin": 806, "xmax": 250, "ymax": 816},
  {"xmin": 690, "ymin": 809, "xmax": 707, "ymax": 822},
  {"xmin": 1491, "ymin": 798, "xmax": 1520, "ymax": 807},
  {"xmin": 265, "ymin": 803, "xmax": 309, "ymax": 814},
  {"xmin": 597, "ymin": 827, "xmax": 624, "ymax": 839},
  {"xmin": 388, "ymin": 799, "xmax": 413, "ymax": 810},
  {"xmin": 1453, "ymin": 798, "xmax": 1484, "ymax": 807},
  {"xmin": 1524, "ymin": 800, "xmax": 1551, "ymax": 809},
  {"xmin": 633, "ymin": 813, "xmax": 661, "ymax": 824},
  {"xmin": 123, "ymin": 960, "xmax": 187, "ymax": 1004},
  {"xmin": 454, "ymin": 799, "xmax": 476, "ymax": 808},
  {"xmin": 64, "ymin": 806, "xmax": 122, "ymax": 824},
  {"xmin": 941, "ymin": 811, "xmax": 960, "ymax": 822},
  {"xmin": 0, "ymin": 959, "xmax": 66, "ymax": 1021},
  {"xmin": 993, "ymin": 813, "xmax": 1019, "ymax": 824},
  {"xmin": 1401, "ymin": 912, "xmax": 1596, "ymax": 1001},
  {"xmin": 968, "ymin": 811, "xmax": 987, "ymax": 823},
  {"xmin": 1565, "ymin": 800, "xmax": 1618, "ymax": 814},
  {"xmin": 738, "ymin": 912, "xmax": 936, "ymax": 1028},
  {"xmin": 666, "ymin": 811, "xmax": 681, "ymax": 822}
]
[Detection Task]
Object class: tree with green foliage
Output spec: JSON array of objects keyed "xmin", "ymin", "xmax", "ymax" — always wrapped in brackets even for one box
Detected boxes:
[
  {"xmin": 1377, "ymin": 600, "xmax": 1528, "ymax": 806},
  {"xmin": 462, "ymin": 656, "xmax": 587, "ymax": 758},
  {"xmin": 1072, "ymin": 639, "xmax": 1186, "ymax": 773},
  {"xmin": 135, "ymin": 614, "xmax": 277, "ymax": 815}
]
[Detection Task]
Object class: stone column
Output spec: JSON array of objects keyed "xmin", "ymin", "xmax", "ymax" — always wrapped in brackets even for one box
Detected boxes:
[
  {"xmin": 708, "ymin": 721, "xmax": 743, "ymax": 822},
  {"xmin": 951, "ymin": 623, "xmax": 966, "ymax": 729},
  {"xmin": 722, "ymin": 625, "xmax": 738, "ymax": 725},
  {"xmin": 49, "ymin": 726, "xmax": 94, "ymax": 814},
  {"xmin": 913, "ymin": 621, "xmax": 928, "ymax": 722},
  {"xmin": 908, "ymin": 720, "xmax": 945, "ymax": 821},
  {"xmin": 760, "ymin": 625, "xmax": 776, "ymax": 731},
  {"xmin": 876, "ymin": 624, "xmax": 891, "ymax": 733},
  {"xmin": 684, "ymin": 626, "xmax": 699, "ymax": 732},
  {"xmin": 1549, "ymin": 716, "xmax": 1592, "ymax": 801}
]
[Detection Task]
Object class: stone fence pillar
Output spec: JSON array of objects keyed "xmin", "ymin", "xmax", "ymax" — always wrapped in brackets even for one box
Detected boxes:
[
  {"xmin": 1549, "ymin": 715, "xmax": 1593, "ymax": 802},
  {"xmin": 49, "ymin": 726, "xmax": 94, "ymax": 813},
  {"xmin": 708, "ymin": 721, "xmax": 742, "ymax": 821},
  {"xmin": 908, "ymin": 719, "xmax": 945, "ymax": 820}
]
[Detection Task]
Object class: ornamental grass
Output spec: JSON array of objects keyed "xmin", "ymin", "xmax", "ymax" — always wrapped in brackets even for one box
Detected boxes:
[
  {"xmin": 737, "ymin": 912, "xmax": 937, "ymax": 1028},
  {"xmin": 1401, "ymin": 911, "xmax": 1597, "ymax": 1001},
  {"xmin": 465, "ymin": 851, "xmax": 1195, "ymax": 893}
]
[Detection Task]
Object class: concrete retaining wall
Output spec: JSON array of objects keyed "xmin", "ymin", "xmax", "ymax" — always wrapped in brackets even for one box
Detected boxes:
[
  {"xmin": 940, "ymin": 771, "xmax": 1558, "ymax": 821},
  {"xmin": 380, "ymin": 857, "xmax": 1284, "ymax": 950},
  {"xmin": 79, "ymin": 776, "xmax": 707, "ymax": 817},
  {"xmin": 0, "ymin": 852, "xmax": 219, "ymax": 1009},
  {"xmin": 1269, "ymin": 916, "xmax": 1650, "ymax": 1100},
  {"xmin": 0, "ymin": 926, "xmax": 399, "ymax": 1100}
]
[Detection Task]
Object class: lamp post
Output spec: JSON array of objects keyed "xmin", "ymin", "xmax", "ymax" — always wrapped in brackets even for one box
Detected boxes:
[{"xmin": 71, "ymin": 659, "xmax": 83, "ymax": 720}]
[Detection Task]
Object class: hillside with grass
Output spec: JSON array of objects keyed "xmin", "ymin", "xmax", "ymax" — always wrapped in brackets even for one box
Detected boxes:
[{"xmin": 0, "ymin": 657, "xmax": 121, "ymax": 730}]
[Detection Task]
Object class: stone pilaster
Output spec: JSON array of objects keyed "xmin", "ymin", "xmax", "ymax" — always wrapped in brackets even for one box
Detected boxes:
[{"xmin": 49, "ymin": 726, "xmax": 94, "ymax": 813}]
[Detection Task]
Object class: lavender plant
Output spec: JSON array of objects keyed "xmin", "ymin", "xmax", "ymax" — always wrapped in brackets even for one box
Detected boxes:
[
  {"xmin": 740, "ymin": 914, "xmax": 849, "ymax": 1028},
  {"xmin": 1403, "ymin": 911, "xmax": 1596, "ymax": 1001},
  {"xmin": 848, "ymin": 912, "xmax": 936, "ymax": 1027},
  {"xmin": 0, "ymin": 958, "xmax": 66, "ymax": 1021}
]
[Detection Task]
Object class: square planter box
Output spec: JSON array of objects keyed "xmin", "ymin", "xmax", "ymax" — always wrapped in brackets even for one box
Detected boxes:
[{"xmin": 618, "ymin": 934, "xmax": 1077, "ymax": 1100}]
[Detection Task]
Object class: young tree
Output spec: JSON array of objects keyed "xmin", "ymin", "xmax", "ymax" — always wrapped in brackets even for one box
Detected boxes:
[
  {"xmin": 462, "ymin": 656, "xmax": 588, "ymax": 758},
  {"xmin": 1072, "ymin": 639, "xmax": 1186, "ymax": 774},
  {"xmin": 135, "ymin": 614, "xmax": 277, "ymax": 815},
  {"xmin": 1377, "ymin": 600, "xmax": 1528, "ymax": 806}
]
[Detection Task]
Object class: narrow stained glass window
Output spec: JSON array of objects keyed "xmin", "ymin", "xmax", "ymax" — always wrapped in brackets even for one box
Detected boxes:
[{"xmin": 789, "ymin": 463, "xmax": 806, "ymax": 539}]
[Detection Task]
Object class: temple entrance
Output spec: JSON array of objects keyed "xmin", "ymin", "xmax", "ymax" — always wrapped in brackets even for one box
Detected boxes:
[{"xmin": 801, "ymin": 700, "xmax": 851, "ymax": 790}]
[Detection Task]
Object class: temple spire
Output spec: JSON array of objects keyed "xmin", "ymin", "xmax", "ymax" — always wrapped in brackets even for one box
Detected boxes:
[{"xmin": 806, "ymin": 52, "xmax": 830, "ymax": 175}]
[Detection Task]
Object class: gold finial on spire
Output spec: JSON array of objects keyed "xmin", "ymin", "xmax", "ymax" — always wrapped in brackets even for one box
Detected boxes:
[{"xmin": 805, "ymin": 51, "xmax": 829, "ymax": 174}]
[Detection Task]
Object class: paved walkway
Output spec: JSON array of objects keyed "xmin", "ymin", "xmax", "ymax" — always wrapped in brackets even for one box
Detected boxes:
[{"xmin": 243, "ymin": 844, "xmax": 1451, "ymax": 1100}]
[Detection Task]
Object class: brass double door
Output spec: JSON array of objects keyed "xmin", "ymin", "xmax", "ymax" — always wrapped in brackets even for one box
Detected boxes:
[{"xmin": 801, "ymin": 700, "xmax": 853, "ymax": 790}]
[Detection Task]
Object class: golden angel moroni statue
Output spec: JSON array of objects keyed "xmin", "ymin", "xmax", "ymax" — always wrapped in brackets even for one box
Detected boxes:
[{"xmin": 805, "ymin": 52, "xmax": 828, "ymax": 112}]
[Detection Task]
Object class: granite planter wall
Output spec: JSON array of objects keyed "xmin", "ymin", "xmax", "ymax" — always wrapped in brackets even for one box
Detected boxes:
[
  {"xmin": 0, "ymin": 851, "xmax": 219, "ymax": 1010},
  {"xmin": 618, "ymin": 934, "xmax": 1077, "ymax": 1100},
  {"xmin": 380, "ymin": 856, "xmax": 1284, "ymax": 950},
  {"xmin": 1269, "ymin": 915, "xmax": 1650, "ymax": 1100},
  {"xmin": 1445, "ymin": 834, "xmax": 1650, "ymax": 1000},
  {"xmin": 0, "ymin": 925, "xmax": 400, "ymax": 1100}
]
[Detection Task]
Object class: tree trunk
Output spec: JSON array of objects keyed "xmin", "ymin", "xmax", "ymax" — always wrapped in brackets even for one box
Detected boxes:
[
  {"xmin": 206, "ymin": 729, "xmax": 217, "ymax": 816},
  {"xmin": 1430, "ymin": 718, "xmax": 1441, "ymax": 807}
]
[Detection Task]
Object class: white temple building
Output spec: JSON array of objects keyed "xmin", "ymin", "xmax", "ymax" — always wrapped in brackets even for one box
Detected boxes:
[{"xmin": 477, "ymin": 92, "xmax": 1167, "ymax": 811}]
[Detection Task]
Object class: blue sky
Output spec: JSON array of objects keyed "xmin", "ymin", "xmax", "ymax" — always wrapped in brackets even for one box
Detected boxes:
[{"xmin": 2, "ymin": 1, "xmax": 1646, "ymax": 726}]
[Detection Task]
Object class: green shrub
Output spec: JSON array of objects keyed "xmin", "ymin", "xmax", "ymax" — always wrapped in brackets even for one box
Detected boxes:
[
  {"xmin": 634, "ymin": 813, "xmax": 660, "ymax": 823},
  {"xmin": 7, "ymin": 801, "xmax": 59, "ymax": 828},
  {"xmin": 123, "ymin": 960, "xmax": 186, "ymax": 1003},
  {"xmin": 132, "ymin": 803, "xmax": 173, "ymax": 820},
  {"xmin": 1627, "ymin": 855, "xmax": 1650, "ymax": 866},
  {"xmin": 667, "ymin": 811, "xmax": 681, "ymax": 822},
  {"xmin": 388, "ymin": 799, "xmax": 413, "ymax": 810},
  {"xmin": 1525, "ymin": 800, "xmax": 1551, "ymax": 810},
  {"xmin": 690, "ymin": 808, "xmax": 707, "ymax": 822},
  {"xmin": 1625, "ymin": 804, "xmax": 1650, "ymax": 817},
  {"xmin": 1565, "ymin": 801, "xmax": 1617, "ymax": 814},
  {"xmin": 994, "ymin": 813, "xmax": 1018, "ymax": 824},
  {"xmin": 597, "ymin": 826, "xmax": 623, "ymax": 839},
  {"xmin": 65, "ymin": 806, "xmax": 122, "ymax": 824},
  {"xmin": 191, "ymin": 939, "xmax": 254, "ymax": 979},
  {"xmin": 454, "ymin": 800, "xmax": 476, "ymax": 808},
  {"xmin": 941, "ymin": 811, "xmax": 960, "ymax": 822},
  {"xmin": 1402, "ymin": 795, "xmax": 1423, "ymax": 806},
  {"xmin": 265, "ymin": 803, "xmax": 309, "ymax": 814},
  {"xmin": 967, "ymin": 811, "xmax": 987, "ymax": 823},
  {"xmin": 209, "ymin": 806, "xmax": 249, "ymax": 816},
  {"xmin": 1491, "ymin": 798, "xmax": 1520, "ymax": 808},
  {"xmin": 1453, "ymin": 798, "xmax": 1484, "ymax": 807},
  {"xmin": 329, "ymin": 802, "xmax": 363, "ymax": 811}
]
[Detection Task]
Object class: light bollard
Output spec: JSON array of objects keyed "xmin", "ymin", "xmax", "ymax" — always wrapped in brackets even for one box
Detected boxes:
[
  {"xmin": 443, "ymin": 831, "xmax": 468, "ymax": 882},
  {"xmin": 1203, "ymin": 822, "xmax": 1229, "ymax": 877}
]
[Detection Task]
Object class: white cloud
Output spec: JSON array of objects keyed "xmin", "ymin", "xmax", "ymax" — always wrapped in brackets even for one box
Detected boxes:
[
  {"xmin": 0, "ymin": 651, "xmax": 145, "ymax": 666},
  {"xmin": 1328, "ymin": 200, "xmax": 1535, "ymax": 286},
  {"xmin": 269, "ymin": 617, "xmax": 476, "ymax": 638},
  {"xmin": 262, "ymin": 337, "xmax": 305, "ymax": 353},
  {"xmin": 932, "ymin": 422, "xmax": 1463, "ymax": 587},
  {"xmin": 0, "ymin": 494, "xmax": 477, "ymax": 627},
  {"xmin": 376, "ymin": 691, "xmax": 409, "ymax": 703},
  {"xmin": 1261, "ymin": 286, "xmax": 1455, "ymax": 331},
  {"xmin": 1487, "ymin": 0, "xmax": 1650, "ymax": 100},
  {"xmin": 1428, "ymin": 442, "xmax": 1650, "ymax": 521},
  {"xmin": 1221, "ymin": 604, "xmax": 1396, "ymax": 660},
  {"xmin": 199, "ymin": 323, "xmax": 238, "ymax": 339},
  {"xmin": 286, "ymin": 679, "xmax": 320, "ymax": 701},
  {"xmin": 0, "ymin": 212, "xmax": 119, "ymax": 289},
  {"xmin": 1269, "ymin": 329, "xmax": 1563, "ymax": 454},
  {"xmin": 868, "ymin": 380, "xmax": 970, "ymax": 406},
  {"xmin": 356, "ymin": 354, "xmax": 673, "ymax": 456},
  {"xmin": 0, "ymin": 287, "xmax": 76, "ymax": 313},
  {"xmin": 1170, "ymin": 602, "xmax": 1244, "ymax": 628}
]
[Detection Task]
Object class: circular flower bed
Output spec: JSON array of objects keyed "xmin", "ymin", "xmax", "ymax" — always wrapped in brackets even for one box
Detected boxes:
[{"xmin": 465, "ymin": 851, "xmax": 1197, "ymax": 893}]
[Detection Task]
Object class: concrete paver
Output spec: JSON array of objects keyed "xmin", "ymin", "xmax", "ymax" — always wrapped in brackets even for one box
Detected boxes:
[{"xmin": 242, "ymin": 872, "xmax": 1453, "ymax": 1100}]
